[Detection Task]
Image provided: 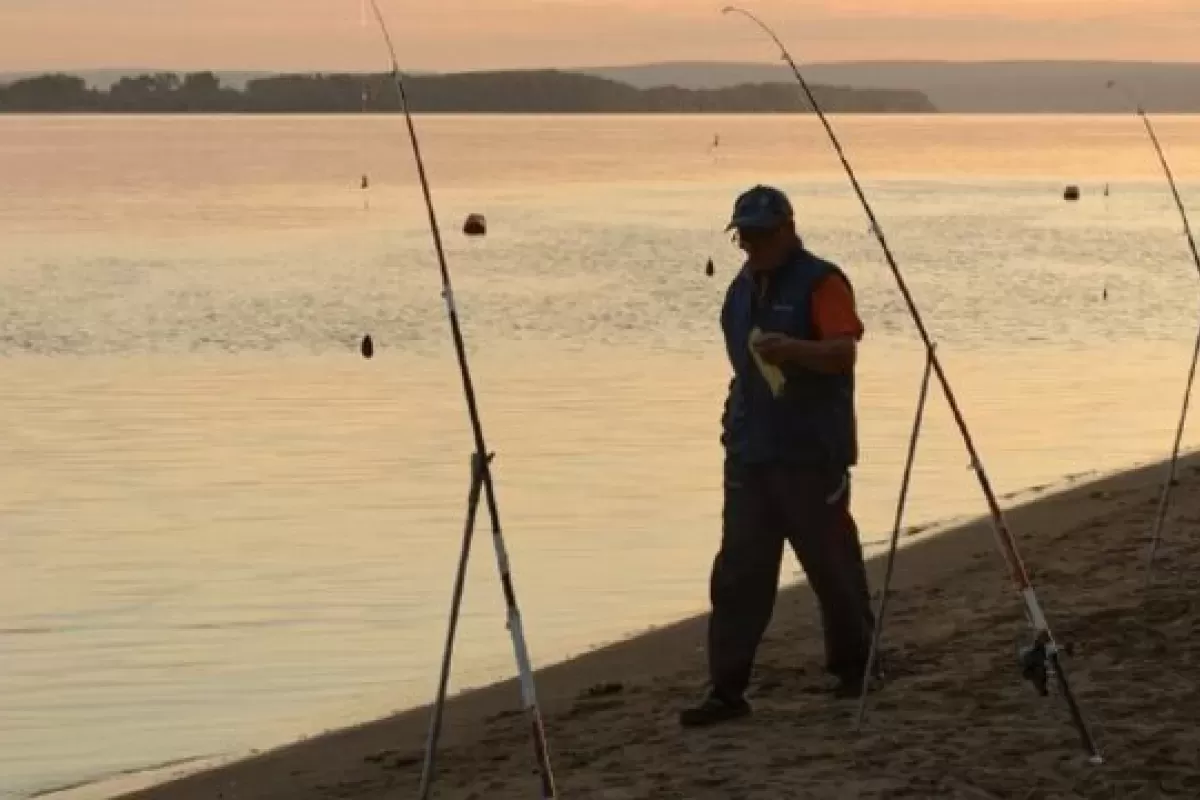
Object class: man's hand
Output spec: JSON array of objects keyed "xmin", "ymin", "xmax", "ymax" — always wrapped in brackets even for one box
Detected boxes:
[
  {"xmin": 752, "ymin": 332, "xmax": 857, "ymax": 374},
  {"xmin": 751, "ymin": 332, "xmax": 796, "ymax": 366}
]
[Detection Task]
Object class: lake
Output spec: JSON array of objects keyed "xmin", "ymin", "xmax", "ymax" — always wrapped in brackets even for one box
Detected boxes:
[{"xmin": 2, "ymin": 113, "xmax": 1199, "ymax": 798}]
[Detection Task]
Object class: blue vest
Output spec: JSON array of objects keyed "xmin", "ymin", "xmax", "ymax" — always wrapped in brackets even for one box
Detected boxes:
[{"xmin": 720, "ymin": 247, "xmax": 859, "ymax": 469}]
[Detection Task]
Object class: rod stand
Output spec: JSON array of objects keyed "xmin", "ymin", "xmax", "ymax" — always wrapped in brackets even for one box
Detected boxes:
[
  {"xmin": 417, "ymin": 450, "xmax": 494, "ymax": 800},
  {"xmin": 855, "ymin": 346, "xmax": 936, "ymax": 730}
]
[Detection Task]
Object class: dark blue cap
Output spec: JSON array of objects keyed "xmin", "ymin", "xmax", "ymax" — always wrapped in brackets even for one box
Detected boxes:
[{"xmin": 725, "ymin": 184, "xmax": 794, "ymax": 231}]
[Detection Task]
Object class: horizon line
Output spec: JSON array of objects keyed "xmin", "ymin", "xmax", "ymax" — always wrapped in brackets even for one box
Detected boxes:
[{"xmin": 5, "ymin": 57, "xmax": 1200, "ymax": 75}]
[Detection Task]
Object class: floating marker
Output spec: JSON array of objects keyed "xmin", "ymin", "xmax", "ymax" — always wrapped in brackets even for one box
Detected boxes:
[
  {"xmin": 705, "ymin": 258, "xmax": 715, "ymax": 277},
  {"xmin": 360, "ymin": 334, "xmax": 374, "ymax": 359},
  {"xmin": 463, "ymin": 213, "xmax": 487, "ymax": 237}
]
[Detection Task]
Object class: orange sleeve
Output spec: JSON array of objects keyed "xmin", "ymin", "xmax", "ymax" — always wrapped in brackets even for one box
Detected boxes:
[{"xmin": 811, "ymin": 274, "xmax": 864, "ymax": 341}]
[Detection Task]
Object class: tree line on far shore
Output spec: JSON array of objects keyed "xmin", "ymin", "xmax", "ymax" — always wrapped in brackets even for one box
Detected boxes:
[{"xmin": 0, "ymin": 70, "xmax": 937, "ymax": 114}]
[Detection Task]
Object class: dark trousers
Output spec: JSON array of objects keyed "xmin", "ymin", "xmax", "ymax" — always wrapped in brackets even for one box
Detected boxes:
[{"xmin": 707, "ymin": 457, "xmax": 875, "ymax": 700}]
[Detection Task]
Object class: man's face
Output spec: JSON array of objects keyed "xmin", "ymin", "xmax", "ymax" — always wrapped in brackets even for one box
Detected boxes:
[{"xmin": 735, "ymin": 223, "xmax": 790, "ymax": 272}]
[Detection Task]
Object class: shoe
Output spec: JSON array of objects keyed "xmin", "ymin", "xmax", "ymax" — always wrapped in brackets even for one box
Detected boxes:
[
  {"xmin": 831, "ymin": 661, "xmax": 885, "ymax": 700},
  {"xmin": 832, "ymin": 675, "xmax": 867, "ymax": 700},
  {"xmin": 679, "ymin": 692, "xmax": 751, "ymax": 728},
  {"xmin": 827, "ymin": 650, "xmax": 885, "ymax": 679}
]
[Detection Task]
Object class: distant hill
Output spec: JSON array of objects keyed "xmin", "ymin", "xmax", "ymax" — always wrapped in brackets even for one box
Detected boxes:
[
  {"xmin": 0, "ymin": 69, "xmax": 935, "ymax": 114},
  {"xmin": 583, "ymin": 61, "xmax": 1200, "ymax": 113}
]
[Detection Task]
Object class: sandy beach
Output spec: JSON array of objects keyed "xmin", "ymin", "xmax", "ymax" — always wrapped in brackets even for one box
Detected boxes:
[{"xmin": 99, "ymin": 451, "xmax": 1200, "ymax": 800}]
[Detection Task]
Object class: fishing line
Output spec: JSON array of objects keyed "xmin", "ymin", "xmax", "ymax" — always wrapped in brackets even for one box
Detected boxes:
[
  {"xmin": 1107, "ymin": 80, "xmax": 1200, "ymax": 585},
  {"xmin": 362, "ymin": 2, "xmax": 558, "ymax": 797},
  {"xmin": 723, "ymin": 5, "xmax": 1102, "ymax": 762},
  {"xmin": 358, "ymin": 3, "xmax": 373, "ymax": 358},
  {"xmin": 359, "ymin": 0, "xmax": 372, "ymax": 214},
  {"xmin": 704, "ymin": 133, "xmax": 723, "ymax": 278},
  {"xmin": 360, "ymin": 85, "xmax": 371, "ymax": 212}
]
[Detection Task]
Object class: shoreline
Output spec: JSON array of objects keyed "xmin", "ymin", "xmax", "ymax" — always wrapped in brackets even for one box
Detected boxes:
[{"xmin": 41, "ymin": 450, "xmax": 1198, "ymax": 800}]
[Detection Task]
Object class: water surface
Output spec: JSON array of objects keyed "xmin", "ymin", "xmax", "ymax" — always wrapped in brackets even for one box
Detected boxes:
[{"xmin": 2, "ymin": 114, "xmax": 1200, "ymax": 798}]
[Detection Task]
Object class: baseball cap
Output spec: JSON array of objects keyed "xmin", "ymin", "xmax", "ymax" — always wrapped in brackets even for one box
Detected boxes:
[{"xmin": 725, "ymin": 185, "xmax": 794, "ymax": 231}]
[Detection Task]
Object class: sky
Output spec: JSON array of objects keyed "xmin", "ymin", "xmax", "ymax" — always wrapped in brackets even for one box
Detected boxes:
[{"xmin": 2, "ymin": 0, "xmax": 1198, "ymax": 72}]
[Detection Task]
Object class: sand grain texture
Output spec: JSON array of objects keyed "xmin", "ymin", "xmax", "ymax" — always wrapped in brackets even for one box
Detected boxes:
[{"xmin": 117, "ymin": 456, "xmax": 1200, "ymax": 800}]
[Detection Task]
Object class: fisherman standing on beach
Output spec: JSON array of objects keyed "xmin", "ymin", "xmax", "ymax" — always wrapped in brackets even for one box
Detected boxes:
[{"xmin": 681, "ymin": 185, "xmax": 876, "ymax": 727}]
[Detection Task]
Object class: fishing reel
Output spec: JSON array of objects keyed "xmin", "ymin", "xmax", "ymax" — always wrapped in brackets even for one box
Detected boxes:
[
  {"xmin": 1018, "ymin": 633, "xmax": 1074, "ymax": 697},
  {"xmin": 1018, "ymin": 635, "xmax": 1051, "ymax": 696}
]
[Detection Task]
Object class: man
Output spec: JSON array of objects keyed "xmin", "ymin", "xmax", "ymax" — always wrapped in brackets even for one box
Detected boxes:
[{"xmin": 680, "ymin": 185, "xmax": 876, "ymax": 728}]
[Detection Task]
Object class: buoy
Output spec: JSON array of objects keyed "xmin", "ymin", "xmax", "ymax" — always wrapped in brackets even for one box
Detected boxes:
[
  {"xmin": 1064, "ymin": 185, "xmax": 1080, "ymax": 202},
  {"xmin": 463, "ymin": 213, "xmax": 487, "ymax": 237},
  {"xmin": 705, "ymin": 258, "xmax": 715, "ymax": 277},
  {"xmin": 360, "ymin": 335, "xmax": 374, "ymax": 359},
  {"xmin": 361, "ymin": 174, "xmax": 370, "ymax": 190}
]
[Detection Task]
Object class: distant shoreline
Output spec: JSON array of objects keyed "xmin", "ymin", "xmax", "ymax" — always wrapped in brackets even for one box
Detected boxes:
[
  {"xmin": 7, "ymin": 60, "xmax": 1200, "ymax": 112},
  {"xmin": 0, "ymin": 69, "xmax": 936, "ymax": 115}
]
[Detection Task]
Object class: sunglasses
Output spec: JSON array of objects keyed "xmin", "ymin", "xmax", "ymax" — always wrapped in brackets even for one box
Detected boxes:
[{"xmin": 732, "ymin": 226, "xmax": 777, "ymax": 246}]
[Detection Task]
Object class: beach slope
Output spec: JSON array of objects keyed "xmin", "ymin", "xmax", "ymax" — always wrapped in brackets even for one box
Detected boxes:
[{"xmin": 116, "ymin": 455, "xmax": 1200, "ymax": 799}]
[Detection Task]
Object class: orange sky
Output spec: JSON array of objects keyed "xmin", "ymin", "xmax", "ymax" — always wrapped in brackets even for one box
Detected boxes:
[{"xmin": 2, "ymin": 0, "xmax": 1198, "ymax": 71}]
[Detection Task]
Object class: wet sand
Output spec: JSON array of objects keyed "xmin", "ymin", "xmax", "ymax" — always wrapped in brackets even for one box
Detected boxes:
[{"xmin": 114, "ymin": 454, "xmax": 1200, "ymax": 799}]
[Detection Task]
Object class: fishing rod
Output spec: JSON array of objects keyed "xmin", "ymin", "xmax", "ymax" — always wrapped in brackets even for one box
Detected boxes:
[
  {"xmin": 1107, "ymin": 80, "xmax": 1200, "ymax": 585},
  {"xmin": 363, "ymin": 2, "xmax": 557, "ymax": 797},
  {"xmin": 722, "ymin": 5, "xmax": 1102, "ymax": 762}
]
